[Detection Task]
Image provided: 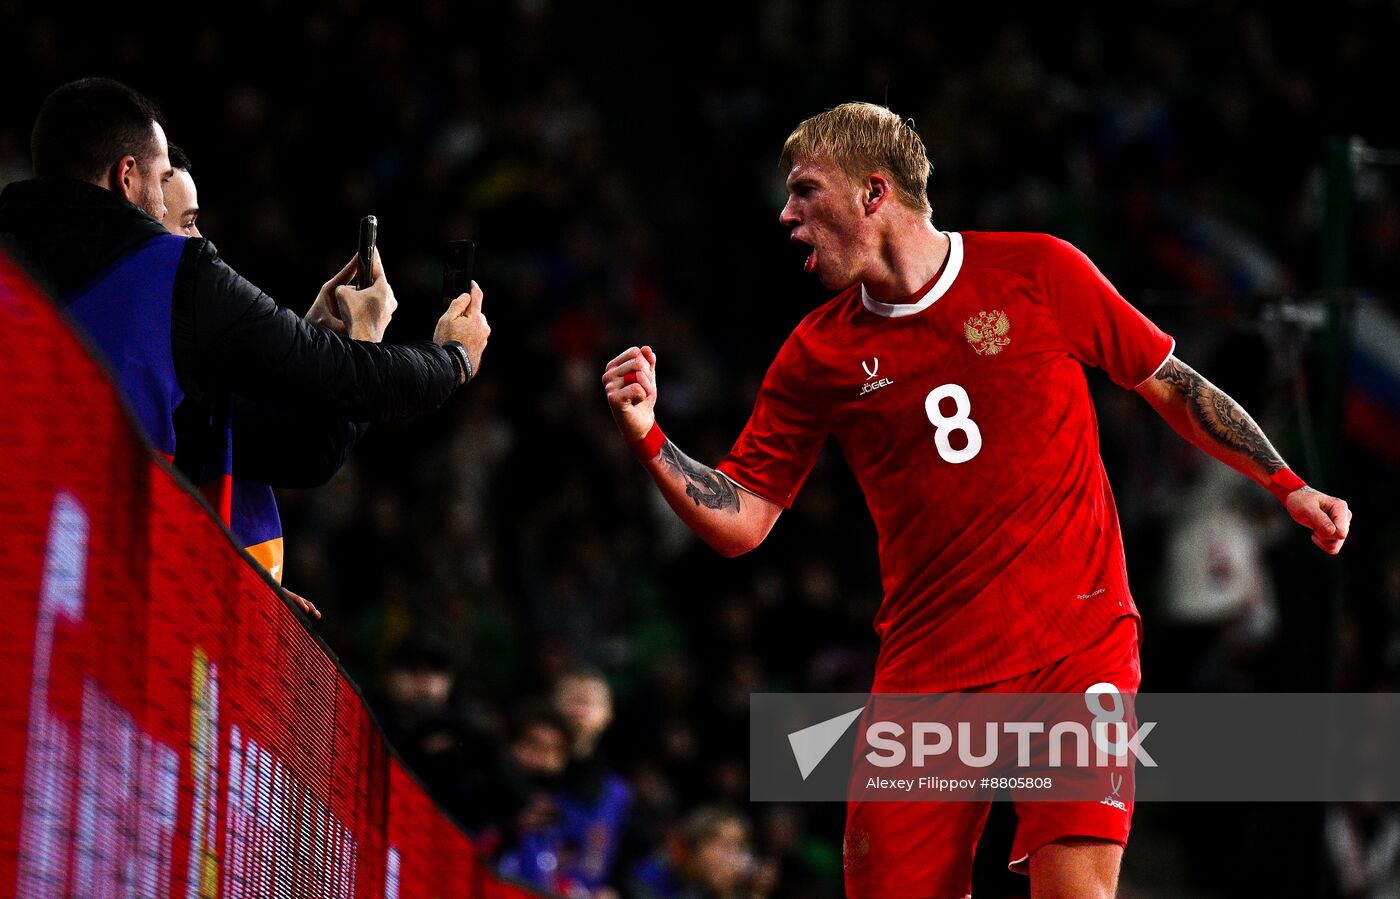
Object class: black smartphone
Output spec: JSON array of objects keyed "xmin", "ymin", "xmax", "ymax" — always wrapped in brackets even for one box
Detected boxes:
[
  {"xmin": 442, "ymin": 239, "xmax": 476, "ymax": 302},
  {"xmin": 356, "ymin": 215, "xmax": 377, "ymax": 290}
]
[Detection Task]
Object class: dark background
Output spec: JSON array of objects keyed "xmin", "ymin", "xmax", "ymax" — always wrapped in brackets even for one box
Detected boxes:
[{"xmin": 5, "ymin": 2, "xmax": 1400, "ymax": 896}]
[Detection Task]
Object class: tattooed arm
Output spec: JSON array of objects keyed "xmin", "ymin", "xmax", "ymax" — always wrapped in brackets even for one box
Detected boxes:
[
  {"xmin": 1135, "ymin": 354, "xmax": 1352, "ymax": 554},
  {"xmin": 603, "ymin": 345, "xmax": 782, "ymax": 557},
  {"xmin": 649, "ymin": 439, "xmax": 783, "ymax": 555}
]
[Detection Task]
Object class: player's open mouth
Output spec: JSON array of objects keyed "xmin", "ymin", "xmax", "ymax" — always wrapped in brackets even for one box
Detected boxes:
[{"xmin": 792, "ymin": 236, "xmax": 816, "ymax": 273}]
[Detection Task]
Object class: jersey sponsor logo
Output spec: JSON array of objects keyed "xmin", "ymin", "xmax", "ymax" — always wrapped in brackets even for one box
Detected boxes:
[
  {"xmin": 859, "ymin": 357, "xmax": 894, "ymax": 396},
  {"xmin": 965, "ymin": 310, "xmax": 1011, "ymax": 355}
]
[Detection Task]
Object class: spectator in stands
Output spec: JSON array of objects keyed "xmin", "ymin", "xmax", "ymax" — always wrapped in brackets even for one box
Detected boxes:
[
  {"xmin": 628, "ymin": 805, "xmax": 778, "ymax": 899},
  {"xmin": 553, "ymin": 667, "xmax": 632, "ymax": 890},
  {"xmin": 495, "ymin": 702, "xmax": 593, "ymax": 897},
  {"xmin": 0, "ymin": 78, "xmax": 490, "ymax": 608},
  {"xmin": 161, "ymin": 143, "xmax": 200, "ymax": 237},
  {"xmin": 374, "ymin": 633, "xmax": 528, "ymax": 834}
]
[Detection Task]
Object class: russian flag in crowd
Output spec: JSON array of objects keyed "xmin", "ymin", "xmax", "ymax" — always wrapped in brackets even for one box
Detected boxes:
[{"xmin": 1347, "ymin": 299, "xmax": 1400, "ymax": 465}]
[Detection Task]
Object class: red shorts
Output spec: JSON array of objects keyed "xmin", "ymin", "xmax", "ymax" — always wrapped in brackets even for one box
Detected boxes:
[{"xmin": 844, "ymin": 615, "xmax": 1142, "ymax": 899}]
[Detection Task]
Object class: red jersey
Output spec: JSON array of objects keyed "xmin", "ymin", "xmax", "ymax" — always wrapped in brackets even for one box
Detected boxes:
[{"xmin": 717, "ymin": 231, "xmax": 1174, "ymax": 691}]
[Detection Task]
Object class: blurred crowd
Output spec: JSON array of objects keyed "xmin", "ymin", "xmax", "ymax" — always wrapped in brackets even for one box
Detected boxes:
[{"xmin": 5, "ymin": 2, "xmax": 1400, "ymax": 896}]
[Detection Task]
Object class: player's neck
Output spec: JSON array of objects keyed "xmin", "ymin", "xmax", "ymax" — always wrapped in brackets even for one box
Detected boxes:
[{"xmin": 860, "ymin": 222, "xmax": 950, "ymax": 304}]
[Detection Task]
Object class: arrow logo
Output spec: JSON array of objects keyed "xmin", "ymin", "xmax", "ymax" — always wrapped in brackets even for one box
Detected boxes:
[{"xmin": 787, "ymin": 707, "xmax": 864, "ymax": 780}]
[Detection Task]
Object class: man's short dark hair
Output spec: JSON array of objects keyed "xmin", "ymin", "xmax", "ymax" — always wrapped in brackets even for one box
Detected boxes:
[
  {"xmin": 31, "ymin": 78, "xmax": 166, "ymax": 181},
  {"xmin": 168, "ymin": 143, "xmax": 192, "ymax": 173}
]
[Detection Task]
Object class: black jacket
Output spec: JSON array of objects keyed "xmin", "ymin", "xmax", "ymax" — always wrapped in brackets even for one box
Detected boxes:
[{"xmin": 0, "ymin": 178, "xmax": 462, "ymax": 487}]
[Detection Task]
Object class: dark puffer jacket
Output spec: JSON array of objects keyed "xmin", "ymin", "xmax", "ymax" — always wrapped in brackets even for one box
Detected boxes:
[{"xmin": 0, "ymin": 177, "xmax": 461, "ymax": 487}]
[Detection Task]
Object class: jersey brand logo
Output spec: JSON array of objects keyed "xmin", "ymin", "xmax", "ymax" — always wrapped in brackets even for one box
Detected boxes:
[
  {"xmin": 1100, "ymin": 771, "xmax": 1128, "ymax": 812},
  {"xmin": 859, "ymin": 357, "xmax": 893, "ymax": 396},
  {"xmin": 965, "ymin": 310, "xmax": 1011, "ymax": 355},
  {"xmin": 856, "ymin": 357, "xmax": 890, "ymax": 394}
]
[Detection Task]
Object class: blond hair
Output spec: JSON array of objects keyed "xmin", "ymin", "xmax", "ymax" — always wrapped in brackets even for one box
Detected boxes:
[{"xmin": 780, "ymin": 102, "xmax": 932, "ymax": 218}]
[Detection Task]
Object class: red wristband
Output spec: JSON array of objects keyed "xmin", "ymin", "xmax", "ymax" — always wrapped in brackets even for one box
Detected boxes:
[
  {"xmin": 1267, "ymin": 467, "xmax": 1307, "ymax": 503},
  {"xmin": 628, "ymin": 421, "xmax": 666, "ymax": 462}
]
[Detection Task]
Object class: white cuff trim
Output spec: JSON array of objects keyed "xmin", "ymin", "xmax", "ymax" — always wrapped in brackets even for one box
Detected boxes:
[
  {"xmin": 1132, "ymin": 338, "xmax": 1177, "ymax": 391},
  {"xmin": 716, "ymin": 469, "xmax": 792, "ymax": 509},
  {"xmin": 716, "ymin": 468, "xmax": 766, "ymax": 500}
]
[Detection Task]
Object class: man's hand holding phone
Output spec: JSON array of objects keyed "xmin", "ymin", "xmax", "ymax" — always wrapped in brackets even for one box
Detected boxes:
[
  {"xmin": 434, "ymin": 280, "xmax": 489, "ymax": 383},
  {"xmin": 306, "ymin": 221, "xmax": 486, "ymax": 380},
  {"xmin": 306, "ymin": 215, "xmax": 397, "ymax": 343},
  {"xmin": 435, "ymin": 239, "xmax": 488, "ymax": 385},
  {"xmin": 442, "ymin": 239, "xmax": 475, "ymax": 304},
  {"xmin": 334, "ymin": 245, "xmax": 397, "ymax": 342}
]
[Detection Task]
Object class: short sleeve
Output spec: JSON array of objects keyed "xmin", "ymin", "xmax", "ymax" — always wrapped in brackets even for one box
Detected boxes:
[
  {"xmin": 1042, "ymin": 237, "xmax": 1174, "ymax": 389},
  {"xmin": 716, "ymin": 331, "xmax": 830, "ymax": 509}
]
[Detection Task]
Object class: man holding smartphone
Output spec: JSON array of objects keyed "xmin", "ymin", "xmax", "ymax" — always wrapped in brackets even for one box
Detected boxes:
[
  {"xmin": 156, "ymin": 146, "xmax": 402, "ymax": 615},
  {"xmin": 0, "ymin": 78, "xmax": 490, "ymax": 610}
]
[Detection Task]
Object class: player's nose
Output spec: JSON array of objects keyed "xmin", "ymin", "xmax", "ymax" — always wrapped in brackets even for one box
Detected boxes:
[{"xmin": 779, "ymin": 197, "xmax": 800, "ymax": 228}]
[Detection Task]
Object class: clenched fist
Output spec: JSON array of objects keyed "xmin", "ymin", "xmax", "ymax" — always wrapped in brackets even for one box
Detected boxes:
[
  {"xmin": 602, "ymin": 345, "xmax": 658, "ymax": 442},
  {"xmin": 1284, "ymin": 487, "xmax": 1352, "ymax": 555}
]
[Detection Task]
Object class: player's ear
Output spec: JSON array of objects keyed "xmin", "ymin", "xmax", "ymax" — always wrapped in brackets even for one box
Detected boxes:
[{"xmin": 865, "ymin": 174, "xmax": 892, "ymax": 215}]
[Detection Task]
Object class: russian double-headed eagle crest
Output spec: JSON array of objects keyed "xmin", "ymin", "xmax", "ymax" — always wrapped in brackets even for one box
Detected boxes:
[{"xmin": 964, "ymin": 310, "xmax": 1011, "ymax": 355}]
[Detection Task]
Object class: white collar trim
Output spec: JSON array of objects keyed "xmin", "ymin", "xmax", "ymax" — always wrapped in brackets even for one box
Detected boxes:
[{"xmin": 860, "ymin": 231, "xmax": 963, "ymax": 318}]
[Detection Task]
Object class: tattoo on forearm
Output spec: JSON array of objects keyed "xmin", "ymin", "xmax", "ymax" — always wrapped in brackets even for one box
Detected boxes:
[
  {"xmin": 1154, "ymin": 358, "xmax": 1285, "ymax": 473},
  {"xmin": 658, "ymin": 441, "xmax": 742, "ymax": 512}
]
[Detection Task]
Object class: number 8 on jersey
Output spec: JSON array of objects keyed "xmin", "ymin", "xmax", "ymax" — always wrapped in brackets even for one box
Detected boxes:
[{"xmin": 924, "ymin": 383, "xmax": 982, "ymax": 464}]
